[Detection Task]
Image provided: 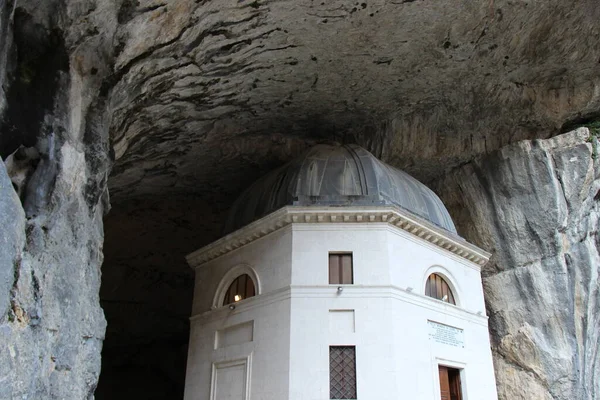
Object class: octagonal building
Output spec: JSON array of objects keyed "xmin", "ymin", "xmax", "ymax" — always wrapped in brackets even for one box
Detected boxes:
[{"xmin": 184, "ymin": 144, "xmax": 498, "ymax": 400}]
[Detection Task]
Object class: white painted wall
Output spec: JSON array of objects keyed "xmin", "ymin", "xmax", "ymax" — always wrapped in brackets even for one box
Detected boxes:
[
  {"xmin": 184, "ymin": 297, "xmax": 291, "ymax": 400},
  {"xmin": 191, "ymin": 226, "xmax": 293, "ymax": 315},
  {"xmin": 386, "ymin": 226, "xmax": 487, "ymax": 313},
  {"xmin": 291, "ymin": 223, "xmax": 391, "ymax": 286},
  {"xmin": 184, "ymin": 221, "xmax": 497, "ymax": 400}
]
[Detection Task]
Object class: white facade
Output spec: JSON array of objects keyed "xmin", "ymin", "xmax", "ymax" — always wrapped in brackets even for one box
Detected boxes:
[{"xmin": 184, "ymin": 207, "xmax": 498, "ymax": 400}]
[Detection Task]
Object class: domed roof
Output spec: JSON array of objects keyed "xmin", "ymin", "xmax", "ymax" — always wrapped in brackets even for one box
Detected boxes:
[{"xmin": 225, "ymin": 144, "xmax": 456, "ymax": 233}]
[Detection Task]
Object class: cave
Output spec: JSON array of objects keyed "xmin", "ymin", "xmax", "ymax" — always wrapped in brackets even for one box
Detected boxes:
[
  {"xmin": 1, "ymin": 1, "xmax": 600, "ymax": 399},
  {"xmin": 95, "ymin": 196, "xmax": 209, "ymax": 399}
]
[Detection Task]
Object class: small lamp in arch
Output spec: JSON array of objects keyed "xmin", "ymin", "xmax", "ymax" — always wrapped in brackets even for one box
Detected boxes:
[{"xmin": 223, "ymin": 274, "xmax": 256, "ymax": 306}]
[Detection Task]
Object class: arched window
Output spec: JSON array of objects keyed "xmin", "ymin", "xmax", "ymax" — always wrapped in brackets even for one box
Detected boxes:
[
  {"xmin": 222, "ymin": 274, "xmax": 256, "ymax": 306},
  {"xmin": 425, "ymin": 273, "xmax": 456, "ymax": 305}
]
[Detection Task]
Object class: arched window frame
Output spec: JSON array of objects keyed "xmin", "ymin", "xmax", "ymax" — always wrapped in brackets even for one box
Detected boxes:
[
  {"xmin": 422, "ymin": 266, "xmax": 461, "ymax": 307},
  {"xmin": 213, "ymin": 264, "xmax": 261, "ymax": 309}
]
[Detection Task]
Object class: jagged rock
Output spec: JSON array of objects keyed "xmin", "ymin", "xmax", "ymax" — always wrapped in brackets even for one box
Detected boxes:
[
  {"xmin": 434, "ymin": 128, "xmax": 600, "ymax": 400},
  {"xmin": 0, "ymin": 0, "xmax": 115, "ymax": 398},
  {"xmin": 0, "ymin": 141, "xmax": 109, "ymax": 399},
  {"xmin": 0, "ymin": 158, "xmax": 25, "ymax": 322},
  {"xmin": 4, "ymin": 145, "xmax": 40, "ymax": 200}
]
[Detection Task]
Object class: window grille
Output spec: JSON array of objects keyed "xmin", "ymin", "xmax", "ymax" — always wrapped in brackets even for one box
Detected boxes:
[
  {"xmin": 425, "ymin": 273, "xmax": 456, "ymax": 305},
  {"xmin": 223, "ymin": 274, "xmax": 256, "ymax": 306},
  {"xmin": 329, "ymin": 253, "xmax": 353, "ymax": 284},
  {"xmin": 330, "ymin": 346, "xmax": 357, "ymax": 399}
]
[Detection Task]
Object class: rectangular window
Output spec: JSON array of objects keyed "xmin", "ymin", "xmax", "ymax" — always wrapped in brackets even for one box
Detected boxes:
[
  {"xmin": 438, "ymin": 366, "xmax": 463, "ymax": 400},
  {"xmin": 329, "ymin": 253, "xmax": 353, "ymax": 284},
  {"xmin": 329, "ymin": 346, "xmax": 357, "ymax": 399}
]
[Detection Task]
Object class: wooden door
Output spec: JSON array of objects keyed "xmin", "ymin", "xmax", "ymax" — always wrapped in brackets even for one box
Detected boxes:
[
  {"xmin": 438, "ymin": 366, "xmax": 451, "ymax": 400},
  {"xmin": 439, "ymin": 366, "xmax": 462, "ymax": 400},
  {"xmin": 448, "ymin": 368, "xmax": 462, "ymax": 400}
]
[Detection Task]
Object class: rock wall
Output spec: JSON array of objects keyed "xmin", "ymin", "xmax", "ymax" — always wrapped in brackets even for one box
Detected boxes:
[
  {"xmin": 0, "ymin": 0, "xmax": 118, "ymax": 398},
  {"xmin": 0, "ymin": 0, "xmax": 14, "ymax": 118},
  {"xmin": 0, "ymin": 148, "xmax": 25, "ymax": 356},
  {"xmin": 435, "ymin": 128, "xmax": 600, "ymax": 400},
  {"xmin": 0, "ymin": 0, "xmax": 599, "ymax": 398},
  {"xmin": 0, "ymin": 145, "xmax": 107, "ymax": 399}
]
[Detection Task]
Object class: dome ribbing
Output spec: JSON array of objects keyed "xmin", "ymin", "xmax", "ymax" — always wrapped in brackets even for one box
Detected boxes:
[{"xmin": 225, "ymin": 144, "xmax": 456, "ymax": 233}]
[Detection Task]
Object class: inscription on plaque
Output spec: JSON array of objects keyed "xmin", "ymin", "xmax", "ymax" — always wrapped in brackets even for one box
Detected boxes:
[{"xmin": 428, "ymin": 320, "xmax": 464, "ymax": 348}]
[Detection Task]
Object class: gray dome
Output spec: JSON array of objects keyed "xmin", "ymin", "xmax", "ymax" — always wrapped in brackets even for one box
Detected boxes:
[{"xmin": 225, "ymin": 144, "xmax": 456, "ymax": 233}]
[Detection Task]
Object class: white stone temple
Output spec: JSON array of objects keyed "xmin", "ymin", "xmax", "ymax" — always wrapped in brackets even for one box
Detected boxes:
[{"xmin": 183, "ymin": 144, "xmax": 498, "ymax": 400}]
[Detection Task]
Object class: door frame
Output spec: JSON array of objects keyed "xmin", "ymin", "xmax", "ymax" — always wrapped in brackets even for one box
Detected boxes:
[
  {"xmin": 433, "ymin": 358, "xmax": 467, "ymax": 400},
  {"xmin": 210, "ymin": 353, "xmax": 253, "ymax": 400}
]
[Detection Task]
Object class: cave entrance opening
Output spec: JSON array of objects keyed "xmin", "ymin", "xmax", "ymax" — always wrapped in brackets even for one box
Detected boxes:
[{"xmin": 95, "ymin": 196, "xmax": 227, "ymax": 399}]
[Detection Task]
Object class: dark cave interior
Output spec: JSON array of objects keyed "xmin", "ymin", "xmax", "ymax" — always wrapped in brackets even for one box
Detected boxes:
[{"xmin": 96, "ymin": 195, "xmax": 229, "ymax": 399}]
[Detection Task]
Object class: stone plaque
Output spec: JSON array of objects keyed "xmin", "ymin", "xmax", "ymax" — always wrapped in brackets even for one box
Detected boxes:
[{"xmin": 428, "ymin": 320, "xmax": 464, "ymax": 348}]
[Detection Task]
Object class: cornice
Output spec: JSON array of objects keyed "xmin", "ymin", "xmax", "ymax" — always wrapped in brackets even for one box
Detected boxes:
[{"xmin": 186, "ymin": 206, "xmax": 491, "ymax": 268}]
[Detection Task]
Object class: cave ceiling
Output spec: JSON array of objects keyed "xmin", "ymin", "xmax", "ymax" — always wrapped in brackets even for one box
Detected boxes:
[
  {"xmin": 107, "ymin": 0, "xmax": 600, "ymax": 206},
  {"xmin": 4, "ymin": 1, "xmax": 598, "ymax": 398},
  {"xmin": 99, "ymin": 3, "xmax": 600, "ymax": 383}
]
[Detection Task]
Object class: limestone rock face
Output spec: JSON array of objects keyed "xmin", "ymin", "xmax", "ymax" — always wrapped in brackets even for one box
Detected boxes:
[
  {"xmin": 0, "ymin": 144, "xmax": 108, "ymax": 399},
  {"xmin": 0, "ymin": 0, "xmax": 116, "ymax": 398},
  {"xmin": 107, "ymin": 0, "xmax": 600, "ymax": 201},
  {"xmin": 0, "ymin": 0, "xmax": 600, "ymax": 398},
  {"xmin": 0, "ymin": 158, "xmax": 25, "ymax": 327},
  {"xmin": 435, "ymin": 128, "xmax": 600, "ymax": 400}
]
